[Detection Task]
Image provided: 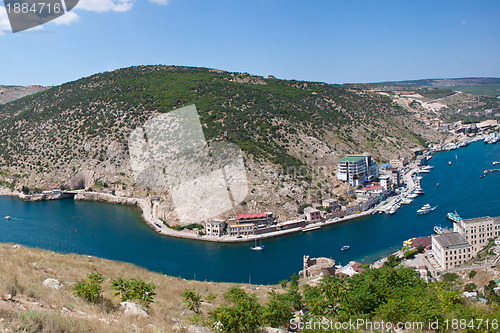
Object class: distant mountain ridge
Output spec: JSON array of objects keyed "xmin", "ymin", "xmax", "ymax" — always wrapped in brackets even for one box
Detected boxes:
[
  {"xmin": 0, "ymin": 85, "xmax": 48, "ymax": 104},
  {"xmin": 377, "ymin": 77, "xmax": 500, "ymax": 87}
]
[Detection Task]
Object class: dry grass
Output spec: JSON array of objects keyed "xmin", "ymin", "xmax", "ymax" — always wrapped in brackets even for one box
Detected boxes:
[{"xmin": 0, "ymin": 243, "xmax": 277, "ymax": 332}]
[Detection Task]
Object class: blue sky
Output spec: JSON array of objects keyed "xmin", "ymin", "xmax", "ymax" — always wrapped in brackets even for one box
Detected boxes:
[{"xmin": 0, "ymin": 0, "xmax": 499, "ymax": 86}]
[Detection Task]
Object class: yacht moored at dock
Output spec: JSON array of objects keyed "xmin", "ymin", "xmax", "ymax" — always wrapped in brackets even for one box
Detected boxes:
[
  {"xmin": 301, "ymin": 224, "xmax": 322, "ymax": 232},
  {"xmin": 446, "ymin": 211, "xmax": 462, "ymax": 223}
]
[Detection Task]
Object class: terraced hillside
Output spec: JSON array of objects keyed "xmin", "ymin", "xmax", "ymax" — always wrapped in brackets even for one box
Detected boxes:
[{"xmin": 0, "ymin": 65, "xmax": 441, "ymax": 221}]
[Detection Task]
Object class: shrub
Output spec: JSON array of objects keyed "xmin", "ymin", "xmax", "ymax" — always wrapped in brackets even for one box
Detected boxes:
[
  {"xmin": 182, "ymin": 288, "xmax": 202, "ymax": 313},
  {"xmin": 73, "ymin": 272, "xmax": 105, "ymax": 304},
  {"xmin": 468, "ymin": 270, "xmax": 477, "ymax": 279},
  {"xmin": 442, "ymin": 273, "xmax": 458, "ymax": 282},
  {"xmin": 279, "ymin": 280, "xmax": 288, "ymax": 289},
  {"xmin": 110, "ymin": 277, "xmax": 156, "ymax": 309},
  {"xmin": 209, "ymin": 287, "xmax": 262, "ymax": 333},
  {"xmin": 464, "ymin": 283, "xmax": 477, "ymax": 292}
]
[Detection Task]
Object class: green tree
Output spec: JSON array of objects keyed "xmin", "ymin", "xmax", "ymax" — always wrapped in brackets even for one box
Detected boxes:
[
  {"xmin": 209, "ymin": 287, "xmax": 262, "ymax": 333},
  {"xmin": 263, "ymin": 290, "xmax": 294, "ymax": 329},
  {"xmin": 110, "ymin": 277, "xmax": 156, "ymax": 309},
  {"xmin": 73, "ymin": 272, "xmax": 105, "ymax": 304}
]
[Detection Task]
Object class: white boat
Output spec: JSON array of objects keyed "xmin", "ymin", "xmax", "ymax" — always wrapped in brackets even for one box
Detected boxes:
[
  {"xmin": 4, "ymin": 216, "xmax": 12, "ymax": 220},
  {"xmin": 485, "ymin": 132, "xmax": 499, "ymax": 144},
  {"xmin": 448, "ymin": 161, "xmax": 452, "ymax": 165},
  {"xmin": 434, "ymin": 225, "xmax": 449, "ymax": 234},
  {"xmin": 251, "ymin": 238, "xmax": 264, "ymax": 251},
  {"xmin": 401, "ymin": 198, "xmax": 413, "ymax": 205},
  {"xmin": 446, "ymin": 211, "xmax": 462, "ymax": 223},
  {"xmin": 301, "ymin": 224, "xmax": 322, "ymax": 232},
  {"xmin": 414, "ymin": 187, "xmax": 424, "ymax": 195},
  {"xmin": 341, "ymin": 245, "xmax": 350, "ymax": 251},
  {"xmin": 387, "ymin": 204, "xmax": 400, "ymax": 214},
  {"xmin": 417, "ymin": 204, "xmax": 436, "ymax": 215},
  {"xmin": 418, "ymin": 169, "xmax": 430, "ymax": 173}
]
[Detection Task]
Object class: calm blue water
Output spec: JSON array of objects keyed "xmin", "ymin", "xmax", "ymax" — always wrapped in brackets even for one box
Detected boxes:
[{"xmin": 0, "ymin": 141, "xmax": 499, "ymax": 284}]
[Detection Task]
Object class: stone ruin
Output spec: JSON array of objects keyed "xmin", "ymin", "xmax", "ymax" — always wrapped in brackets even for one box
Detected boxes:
[{"xmin": 299, "ymin": 255, "xmax": 336, "ymax": 279}]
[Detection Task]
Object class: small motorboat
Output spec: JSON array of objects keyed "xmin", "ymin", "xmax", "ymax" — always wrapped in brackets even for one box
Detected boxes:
[
  {"xmin": 341, "ymin": 245, "xmax": 350, "ymax": 251},
  {"xmin": 4, "ymin": 216, "xmax": 12, "ymax": 220},
  {"xmin": 448, "ymin": 161, "xmax": 452, "ymax": 165}
]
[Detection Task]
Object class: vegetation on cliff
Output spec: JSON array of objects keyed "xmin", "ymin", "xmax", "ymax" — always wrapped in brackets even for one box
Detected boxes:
[{"xmin": 0, "ymin": 66, "xmax": 443, "ymax": 219}]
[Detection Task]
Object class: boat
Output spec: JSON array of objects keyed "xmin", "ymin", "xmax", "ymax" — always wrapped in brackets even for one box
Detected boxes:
[
  {"xmin": 4, "ymin": 216, "xmax": 12, "ymax": 220},
  {"xmin": 341, "ymin": 245, "xmax": 350, "ymax": 251},
  {"xmin": 407, "ymin": 192, "xmax": 419, "ymax": 199},
  {"xmin": 401, "ymin": 198, "xmax": 413, "ymax": 205},
  {"xmin": 301, "ymin": 224, "xmax": 322, "ymax": 232},
  {"xmin": 434, "ymin": 225, "xmax": 449, "ymax": 234},
  {"xmin": 494, "ymin": 161, "xmax": 500, "ymax": 166},
  {"xmin": 436, "ymin": 183, "xmax": 439, "ymax": 187},
  {"xmin": 448, "ymin": 161, "xmax": 452, "ymax": 165},
  {"xmin": 251, "ymin": 238, "xmax": 264, "ymax": 251},
  {"xmin": 446, "ymin": 211, "xmax": 462, "ymax": 223},
  {"xmin": 387, "ymin": 203, "xmax": 400, "ymax": 214},
  {"xmin": 485, "ymin": 132, "xmax": 500, "ymax": 144},
  {"xmin": 418, "ymin": 169, "xmax": 430, "ymax": 173},
  {"xmin": 417, "ymin": 204, "xmax": 436, "ymax": 215},
  {"xmin": 414, "ymin": 187, "xmax": 424, "ymax": 195}
]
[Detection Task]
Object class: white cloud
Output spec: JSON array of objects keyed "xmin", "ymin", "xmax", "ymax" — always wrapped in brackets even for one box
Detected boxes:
[
  {"xmin": 53, "ymin": 11, "xmax": 80, "ymax": 25},
  {"xmin": 148, "ymin": 0, "xmax": 169, "ymax": 5},
  {"xmin": 0, "ymin": 0, "xmax": 169, "ymax": 35},
  {"xmin": 75, "ymin": 0, "xmax": 134, "ymax": 13},
  {"xmin": 0, "ymin": 6, "xmax": 11, "ymax": 35}
]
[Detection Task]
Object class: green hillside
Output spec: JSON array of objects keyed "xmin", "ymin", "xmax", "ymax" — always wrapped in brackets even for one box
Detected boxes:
[{"xmin": 0, "ymin": 66, "xmax": 440, "ymax": 218}]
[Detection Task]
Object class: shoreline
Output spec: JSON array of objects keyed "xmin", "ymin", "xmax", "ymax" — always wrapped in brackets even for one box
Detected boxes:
[
  {"xmin": 1, "ymin": 185, "xmax": 375, "ymax": 243},
  {"xmin": 0, "ymin": 133, "xmax": 494, "ymax": 245}
]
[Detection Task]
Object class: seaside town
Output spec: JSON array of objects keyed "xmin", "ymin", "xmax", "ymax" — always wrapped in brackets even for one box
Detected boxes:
[
  {"xmin": 2, "ymin": 2, "xmax": 500, "ymax": 331},
  {"xmin": 3, "ymin": 120, "xmax": 499, "ymax": 280}
]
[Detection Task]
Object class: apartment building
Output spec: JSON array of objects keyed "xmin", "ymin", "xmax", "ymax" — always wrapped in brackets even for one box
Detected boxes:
[
  {"xmin": 431, "ymin": 232, "xmax": 472, "ymax": 270},
  {"xmin": 337, "ymin": 153, "xmax": 380, "ymax": 187},
  {"xmin": 453, "ymin": 216, "xmax": 500, "ymax": 255}
]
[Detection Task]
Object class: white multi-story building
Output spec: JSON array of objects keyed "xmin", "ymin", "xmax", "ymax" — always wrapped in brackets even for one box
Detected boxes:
[
  {"xmin": 204, "ymin": 220, "xmax": 227, "ymax": 237},
  {"xmin": 453, "ymin": 216, "xmax": 500, "ymax": 255},
  {"xmin": 337, "ymin": 153, "xmax": 379, "ymax": 187},
  {"xmin": 432, "ymin": 232, "xmax": 472, "ymax": 270},
  {"xmin": 379, "ymin": 175, "xmax": 392, "ymax": 191},
  {"xmin": 431, "ymin": 216, "xmax": 500, "ymax": 271}
]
